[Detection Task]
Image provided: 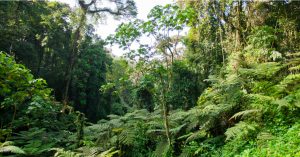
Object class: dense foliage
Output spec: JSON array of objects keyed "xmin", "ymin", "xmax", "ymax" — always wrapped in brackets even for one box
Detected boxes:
[{"xmin": 0, "ymin": 0, "xmax": 300, "ymax": 156}]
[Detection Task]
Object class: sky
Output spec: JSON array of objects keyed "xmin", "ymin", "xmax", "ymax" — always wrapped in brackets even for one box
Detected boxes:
[{"xmin": 52, "ymin": 0, "xmax": 176, "ymax": 56}]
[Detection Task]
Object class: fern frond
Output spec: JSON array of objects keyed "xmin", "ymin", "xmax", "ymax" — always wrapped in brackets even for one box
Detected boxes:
[
  {"xmin": 278, "ymin": 74, "xmax": 300, "ymax": 91},
  {"xmin": 185, "ymin": 130, "xmax": 207, "ymax": 143},
  {"xmin": 108, "ymin": 119, "xmax": 124, "ymax": 128},
  {"xmin": 1, "ymin": 141, "xmax": 14, "ymax": 147},
  {"xmin": 185, "ymin": 108, "xmax": 201, "ymax": 131},
  {"xmin": 288, "ymin": 64, "xmax": 300, "ymax": 72},
  {"xmin": 225, "ymin": 121, "xmax": 258, "ymax": 141},
  {"xmin": 202, "ymin": 104, "xmax": 221, "ymax": 116},
  {"xmin": 152, "ymin": 140, "xmax": 170, "ymax": 157},
  {"xmin": 239, "ymin": 62, "xmax": 281, "ymax": 79},
  {"xmin": 146, "ymin": 117, "xmax": 164, "ymax": 129},
  {"xmin": 273, "ymin": 99, "xmax": 290, "ymax": 109},
  {"xmin": 0, "ymin": 145, "xmax": 26, "ymax": 154},
  {"xmin": 85, "ymin": 123, "xmax": 110, "ymax": 132},
  {"xmin": 107, "ymin": 114, "xmax": 120, "ymax": 120},
  {"xmin": 247, "ymin": 94, "xmax": 275, "ymax": 103},
  {"xmin": 52, "ymin": 148, "xmax": 82, "ymax": 157},
  {"xmin": 170, "ymin": 124, "xmax": 187, "ymax": 136},
  {"xmin": 77, "ymin": 146, "xmax": 102, "ymax": 157},
  {"xmin": 98, "ymin": 147, "xmax": 120, "ymax": 157},
  {"xmin": 286, "ymin": 52, "xmax": 300, "ymax": 57},
  {"xmin": 177, "ymin": 132, "xmax": 193, "ymax": 140},
  {"xmin": 119, "ymin": 109, "xmax": 149, "ymax": 122},
  {"xmin": 257, "ymin": 132, "xmax": 274, "ymax": 141},
  {"xmin": 146, "ymin": 129, "xmax": 165, "ymax": 135},
  {"xmin": 169, "ymin": 109, "xmax": 189, "ymax": 122},
  {"xmin": 229, "ymin": 109, "xmax": 261, "ymax": 120},
  {"xmin": 119, "ymin": 128, "xmax": 137, "ymax": 145}
]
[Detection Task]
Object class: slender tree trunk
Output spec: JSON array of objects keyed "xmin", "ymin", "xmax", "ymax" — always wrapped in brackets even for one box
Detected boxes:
[
  {"xmin": 36, "ymin": 52, "xmax": 43, "ymax": 76},
  {"xmin": 235, "ymin": 0, "xmax": 243, "ymax": 51},
  {"xmin": 36, "ymin": 40, "xmax": 44, "ymax": 76},
  {"xmin": 163, "ymin": 98, "xmax": 171, "ymax": 146},
  {"xmin": 219, "ymin": 25, "xmax": 225, "ymax": 65},
  {"xmin": 75, "ymin": 112, "xmax": 84, "ymax": 148},
  {"xmin": 159, "ymin": 47, "xmax": 176, "ymax": 147},
  {"xmin": 159, "ymin": 73, "xmax": 171, "ymax": 146},
  {"xmin": 63, "ymin": 9, "xmax": 87, "ymax": 108}
]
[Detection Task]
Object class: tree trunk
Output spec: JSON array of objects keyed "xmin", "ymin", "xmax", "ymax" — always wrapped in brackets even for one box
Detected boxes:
[
  {"xmin": 159, "ymin": 74, "xmax": 171, "ymax": 146},
  {"xmin": 235, "ymin": 0, "xmax": 243, "ymax": 51},
  {"xmin": 63, "ymin": 9, "xmax": 87, "ymax": 108}
]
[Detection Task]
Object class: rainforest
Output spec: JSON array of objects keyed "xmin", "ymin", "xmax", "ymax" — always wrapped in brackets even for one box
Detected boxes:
[{"xmin": 0, "ymin": 0, "xmax": 300, "ymax": 156}]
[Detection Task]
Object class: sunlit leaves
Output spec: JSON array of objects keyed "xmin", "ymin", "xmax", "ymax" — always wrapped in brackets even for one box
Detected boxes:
[{"xmin": 108, "ymin": 4, "xmax": 193, "ymax": 62}]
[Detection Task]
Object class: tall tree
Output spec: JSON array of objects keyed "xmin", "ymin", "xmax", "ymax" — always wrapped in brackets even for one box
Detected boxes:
[
  {"xmin": 110, "ymin": 4, "xmax": 194, "ymax": 147},
  {"xmin": 62, "ymin": 0, "xmax": 137, "ymax": 106}
]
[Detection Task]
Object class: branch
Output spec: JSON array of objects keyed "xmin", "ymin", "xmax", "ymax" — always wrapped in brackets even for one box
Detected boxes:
[
  {"xmin": 78, "ymin": 0, "xmax": 136, "ymax": 17},
  {"xmin": 78, "ymin": 0, "xmax": 95, "ymax": 10},
  {"xmin": 87, "ymin": 7, "xmax": 122, "ymax": 15}
]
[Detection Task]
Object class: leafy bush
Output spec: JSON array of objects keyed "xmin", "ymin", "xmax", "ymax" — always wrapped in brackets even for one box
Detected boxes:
[{"xmin": 0, "ymin": 52, "xmax": 78, "ymax": 156}]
